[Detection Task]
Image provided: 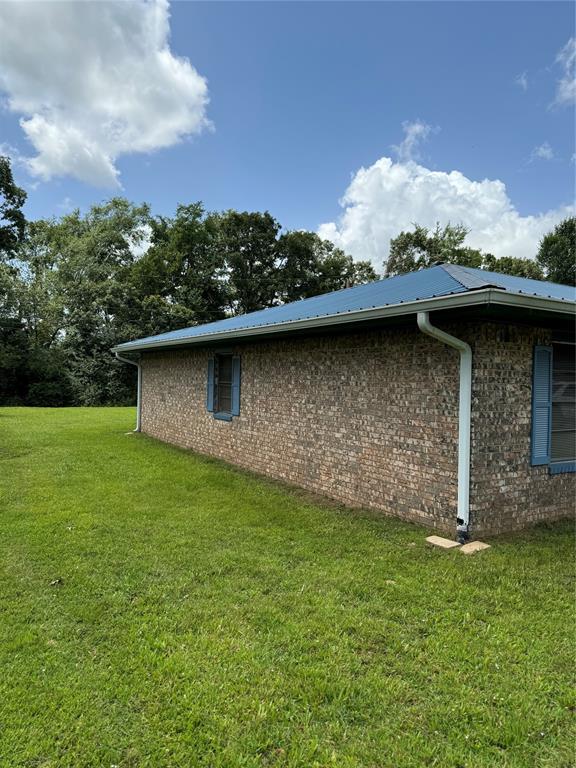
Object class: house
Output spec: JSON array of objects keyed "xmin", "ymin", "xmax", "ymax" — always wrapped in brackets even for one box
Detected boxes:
[{"xmin": 113, "ymin": 264, "xmax": 575, "ymax": 538}]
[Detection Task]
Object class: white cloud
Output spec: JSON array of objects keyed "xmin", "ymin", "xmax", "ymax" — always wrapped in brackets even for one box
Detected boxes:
[
  {"xmin": 131, "ymin": 224, "xmax": 153, "ymax": 259},
  {"xmin": 318, "ymin": 156, "xmax": 574, "ymax": 266},
  {"xmin": 391, "ymin": 120, "xmax": 435, "ymax": 163},
  {"xmin": 0, "ymin": 0, "xmax": 209, "ymax": 188},
  {"xmin": 530, "ymin": 142, "xmax": 555, "ymax": 162},
  {"xmin": 57, "ymin": 197, "xmax": 75, "ymax": 214},
  {"xmin": 515, "ymin": 72, "xmax": 528, "ymax": 92},
  {"xmin": 554, "ymin": 37, "xmax": 576, "ymax": 106}
]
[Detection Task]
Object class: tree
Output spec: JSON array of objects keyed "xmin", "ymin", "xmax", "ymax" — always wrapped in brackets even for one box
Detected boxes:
[
  {"xmin": 276, "ymin": 231, "xmax": 324, "ymax": 303},
  {"xmin": 218, "ymin": 210, "xmax": 281, "ymax": 313},
  {"xmin": 481, "ymin": 253, "xmax": 543, "ymax": 280},
  {"xmin": 0, "ymin": 155, "xmax": 30, "ymax": 404},
  {"xmin": 0, "ymin": 318, "xmax": 29, "ymax": 404},
  {"xmin": 44, "ymin": 198, "xmax": 151, "ymax": 405},
  {"xmin": 137, "ymin": 203, "xmax": 228, "ymax": 328},
  {"xmin": 0, "ymin": 189, "xmax": 378, "ymax": 406},
  {"xmin": 0, "ymin": 246, "xmax": 71, "ymax": 407},
  {"xmin": 0, "ymin": 260, "xmax": 29, "ymax": 404},
  {"xmin": 6, "ymin": 220, "xmax": 73, "ymax": 406},
  {"xmin": 314, "ymin": 242, "xmax": 377, "ymax": 295},
  {"xmin": 385, "ymin": 223, "xmax": 483, "ymax": 277},
  {"xmin": 0, "ymin": 156, "xmax": 26, "ymax": 261},
  {"xmin": 17, "ymin": 220, "xmax": 66, "ymax": 349},
  {"xmin": 276, "ymin": 231, "xmax": 377, "ymax": 303},
  {"xmin": 386, "ymin": 222, "xmax": 548, "ymax": 281},
  {"xmin": 536, "ymin": 217, "xmax": 576, "ymax": 286}
]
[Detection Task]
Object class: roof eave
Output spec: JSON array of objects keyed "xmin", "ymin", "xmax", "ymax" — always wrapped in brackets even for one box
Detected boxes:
[{"xmin": 111, "ymin": 288, "xmax": 575, "ymax": 353}]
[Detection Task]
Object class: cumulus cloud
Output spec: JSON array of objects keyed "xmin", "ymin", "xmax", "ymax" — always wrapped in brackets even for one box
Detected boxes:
[
  {"xmin": 318, "ymin": 156, "xmax": 573, "ymax": 266},
  {"xmin": 530, "ymin": 142, "xmax": 555, "ymax": 162},
  {"xmin": 0, "ymin": 0, "xmax": 209, "ymax": 187},
  {"xmin": 554, "ymin": 37, "xmax": 576, "ymax": 106},
  {"xmin": 391, "ymin": 120, "xmax": 435, "ymax": 162}
]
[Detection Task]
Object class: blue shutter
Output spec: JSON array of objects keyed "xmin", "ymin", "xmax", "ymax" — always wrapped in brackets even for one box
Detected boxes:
[
  {"xmin": 206, "ymin": 358, "xmax": 215, "ymax": 412},
  {"xmin": 531, "ymin": 345, "xmax": 552, "ymax": 465},
  {"xmin": 231, "ymin": 356, "xmax": 241, "ymax": 416}
]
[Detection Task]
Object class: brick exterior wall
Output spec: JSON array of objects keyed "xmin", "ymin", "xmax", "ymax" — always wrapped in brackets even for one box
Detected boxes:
[
  {"xmin": 469, "ymin": 324, "xmax": 574, "ymax": 534},
  {"xmin": 139, "ymin": 322, "xmax": 574, "ymax": 536}
]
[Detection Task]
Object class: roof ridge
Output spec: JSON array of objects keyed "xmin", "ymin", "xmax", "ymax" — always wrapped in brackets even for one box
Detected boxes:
[
  {"xmin": 275, "ymin": 261, "xmax": 448, "ymax": 305},
  {"xmin": 467, "ymin": 265, "xmax": 576, "ymax": 291},
  {"xmin": 440, "ymin": 263, "xmax": 500, "ymax": 291}
]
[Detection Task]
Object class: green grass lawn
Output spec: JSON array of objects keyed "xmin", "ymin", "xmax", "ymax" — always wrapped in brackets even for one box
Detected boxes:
[{"xmin": 0, "ymin": 407, "xmax": 574, "ymax": 768}]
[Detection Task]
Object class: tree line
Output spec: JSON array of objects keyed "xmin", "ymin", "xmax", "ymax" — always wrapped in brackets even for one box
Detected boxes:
[{"xmin": 1, "ymin": 156, "xmax": 574, "ymax": 406}]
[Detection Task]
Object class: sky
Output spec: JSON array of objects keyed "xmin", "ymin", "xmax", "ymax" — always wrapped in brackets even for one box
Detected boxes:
[{"xmin": 0, "ymin": 0, "xmax": 574, "ymax": 269}]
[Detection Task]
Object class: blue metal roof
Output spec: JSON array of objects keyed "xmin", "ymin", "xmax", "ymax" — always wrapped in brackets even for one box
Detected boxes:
[
  {"xmin": 452, "ymin": 265, "xmax": 576, "ymax": 301},
  {"xmin": 114, "ymin": 264, "xmax": 575, "ymax": 352}
]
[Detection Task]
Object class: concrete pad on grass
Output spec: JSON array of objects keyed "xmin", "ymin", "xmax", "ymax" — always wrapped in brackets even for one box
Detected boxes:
[
  {"xmin": 425, "ymin": 535, "xmax": 461, "ymax": 550},
  {"xmin": 460, "ymin": 541, "xmax": 491, "ymax": 555}
]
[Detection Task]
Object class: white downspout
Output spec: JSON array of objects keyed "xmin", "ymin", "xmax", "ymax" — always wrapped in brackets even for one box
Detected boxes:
[
  {"xmin": 417, "ymin": 312, "xmax": 472, "ymax": 541},
  {"xmin": 115, "ymin": 352, "xmax": 142, "ymax": 433}
]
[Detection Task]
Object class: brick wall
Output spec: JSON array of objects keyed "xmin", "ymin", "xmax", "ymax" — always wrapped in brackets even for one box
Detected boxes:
[
  {"xmin": 139, "ymin": 322, "xmax": 574, "ymax": 535},
  {"xmin": 469, "ymin": 323, "xmax": 574, "ymax": 535}
]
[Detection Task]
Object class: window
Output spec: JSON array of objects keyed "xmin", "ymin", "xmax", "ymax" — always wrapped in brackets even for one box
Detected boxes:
[
  {"xmin": 206, "ymin": 354, "xmax": 241, "ymax": 419},
  {"xmin": 215, "ymin": 354, "xmax": 233, "ymax": 414},
  {"xmin": 551, "ymin": 344, "xmax": 576, "ymax": 462},
  {"xmin": 531, "ymin": 343, "xmax": 576, "ymax": 472}
]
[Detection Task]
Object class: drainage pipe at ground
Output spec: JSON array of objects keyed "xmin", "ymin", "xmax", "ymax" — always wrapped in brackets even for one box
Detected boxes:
[
  {"xmin": 416, "ymin": 312, "xmax": 472, "ymax": 541},
  {"xmin": 114, "ymin": 352, "xmax": 142, "ymax": 433}
]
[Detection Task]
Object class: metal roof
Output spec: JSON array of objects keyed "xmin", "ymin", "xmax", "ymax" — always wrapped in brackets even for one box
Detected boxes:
[
  {"xmin": 113, "ymin": 264, "xmax": 576, "ymax": 353},
  {"xmin": 443, "ymin": 264, "xmax": 576, "ymax": 301}
]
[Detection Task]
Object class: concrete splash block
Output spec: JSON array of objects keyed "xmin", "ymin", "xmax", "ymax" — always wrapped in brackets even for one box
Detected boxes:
[
  {"xmin": 460, "ymin": 541, "xmax": 491, "ymax": 555},
  {"xmin": 425, "ymin": 535, "xmax": 461, "ymax": 550}
]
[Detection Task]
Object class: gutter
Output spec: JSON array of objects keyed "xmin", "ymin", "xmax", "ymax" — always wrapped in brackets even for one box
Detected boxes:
[
  {"xmin": 112, "ymin": 289, "xmax": 575, "ymax": 355},
  {"xmin": 417, "ymin": 312, "xmax": 472, "ymax": 542},
  {"xmin": 115, "ymin": 352, "xmax": 142, "ymax": 433}
]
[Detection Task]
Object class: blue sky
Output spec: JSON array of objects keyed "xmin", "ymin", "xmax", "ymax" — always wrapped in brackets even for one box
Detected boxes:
[{"xmin": 0, "ymin": 1, "xmax": 574, "ymax": 266}]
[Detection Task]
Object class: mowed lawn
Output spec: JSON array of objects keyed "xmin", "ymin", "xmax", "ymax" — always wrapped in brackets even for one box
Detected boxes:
[{"xmin": 0, "ymin": 408, "xmax": 574, "ymax": 768}]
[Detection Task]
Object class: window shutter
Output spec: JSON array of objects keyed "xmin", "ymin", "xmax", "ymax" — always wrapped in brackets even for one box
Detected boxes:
[
  {"xmin": 531, "ymin": 346, "xmax": 552, "ymax": 465},
  {"xmin": 231, "ymin": 356, "xmax": 241, "ymax": 416},
  {"xmin": 206, "ymin": 358, "xmax": 215, "ymax": 412}
]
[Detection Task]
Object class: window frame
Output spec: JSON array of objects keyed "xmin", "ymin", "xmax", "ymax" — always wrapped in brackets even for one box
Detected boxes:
[
  {"xmin": 531, "ymin": 341, "xmax": 576, "ymax": 474},
  {"xmin": 550, "ymin": 341, "xmax": 576, "ymax": 470}
]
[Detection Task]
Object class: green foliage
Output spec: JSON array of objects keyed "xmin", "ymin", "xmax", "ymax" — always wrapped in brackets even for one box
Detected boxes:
[
  {"xmin": 1, "ymin": 407, "xmax": 574, "ymax": 767},
  {"xmin": 26, "ymin": 346, "xmax": 73, "ymax": 406},
  {"xmin": 536, "ymin": 217, "xmax": 576, "ymax": 286},
  {"xmin": 0, "ymin": 158, "xmax": 31, "ymax": 403},
  {"xmin": 1, "ymin": 183, "xmax": 378, "ymax": 405},
  {"xmin": 482, "ymin": 253, "xmax": 544, "ymax": 279},
  {"xmin": 385, "ymin": 223, "xmax": 483, "ymax": 276},
  {"xmin": 33, "ymin": 198, "xmax": 151, "ymax": 405},
  {"xmin": 0, "ymin": 155, "xmax": 26, "ymax": 260},
  {"xmin": 139, "ymin": 203, "xmax": 227, "ymax": 325},
  {"xmin": 219, "ymin": 210, "xmax": 281, "ymax": 313},
  {"xmin": 0, "ymin": 317, "xmax": 73, "ymax": 406},
  {"xmin": 0, "ymin": 318, "xmax": 29, "ymax": 404},
  {"xmin": 277, "ymin": 231, "xmax": 377, "ymax": 303},
  {"xmin": 386, "ymin": 223, "xmax": 545, "ymax": 280},
  {"xmin": 17, "ymin": 220, "xmax": 66, "ymax": 349}
]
